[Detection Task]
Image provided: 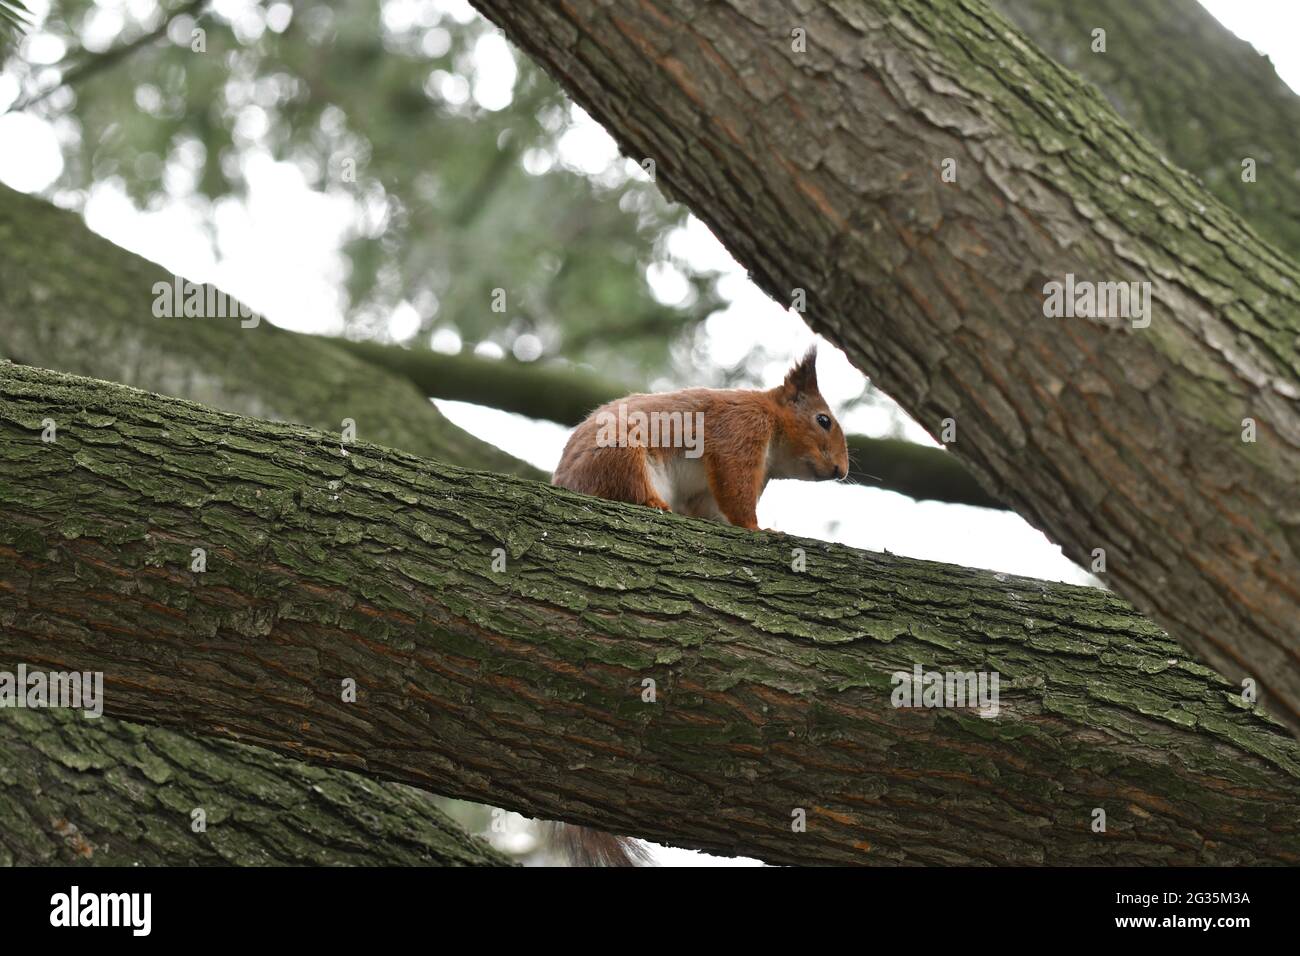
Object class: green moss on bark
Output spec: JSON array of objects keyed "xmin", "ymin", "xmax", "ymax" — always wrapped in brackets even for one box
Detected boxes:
[{"xmin": 2, "ymin": 362, "xmax": 1297, "ymax": 866}]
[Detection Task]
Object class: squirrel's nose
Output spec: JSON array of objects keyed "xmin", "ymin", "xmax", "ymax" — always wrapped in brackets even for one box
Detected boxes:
[{"xmin": 832, "ymin": 465, "xmax": 844, "ymax": 480}]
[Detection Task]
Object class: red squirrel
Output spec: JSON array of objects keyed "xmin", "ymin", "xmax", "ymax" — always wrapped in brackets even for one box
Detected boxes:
[
  {"xmin": 548, "ymin": 346, "xmax": 849, "ymax": 866},
  {"xmin": 553, "ymin": 346, "xmax": 850, "ymax": 530}
]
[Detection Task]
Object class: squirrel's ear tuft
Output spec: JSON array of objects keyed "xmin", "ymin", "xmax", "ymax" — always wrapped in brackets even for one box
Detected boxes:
[{"xmin": 781, "ymin": 345, "xmax": 819, "ymax": 400}]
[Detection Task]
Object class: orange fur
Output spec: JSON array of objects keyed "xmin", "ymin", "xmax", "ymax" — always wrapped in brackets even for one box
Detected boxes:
[{"xmin": 551, "ymin": 347, "xmax": 849, "ymax": 531}]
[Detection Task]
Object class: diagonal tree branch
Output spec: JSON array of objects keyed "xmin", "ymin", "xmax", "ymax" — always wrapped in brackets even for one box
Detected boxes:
[
  {"xmin": 0, "ymin": 708, "xmax": 513, "ymax": 866},
  {"xmin": 465, "ymin": 0, "xmax": 1300, "ymax": 736},
  {"xmin": 0, "ymin": 182, "xmax": 527, "ymax": 865},
  {"xmin": 995, "ymin": 0, "xmax": 1300, "ymax": 257},
  {"xmin": 0, "ymin": 184, "xmax": 543, "ymax": 483},
  {"xmin": 8, "ymin": 0, "xmax": 209, "ymax": 114},
  {"xmin": 2, "ymin": 360, "xmax": 1297, "ymax": 866}
]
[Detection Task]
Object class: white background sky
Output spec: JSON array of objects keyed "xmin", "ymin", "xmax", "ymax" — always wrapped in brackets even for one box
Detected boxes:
[{"xmin": 0, "ymin": 0, "xmax": 1294, "ymax": 866}]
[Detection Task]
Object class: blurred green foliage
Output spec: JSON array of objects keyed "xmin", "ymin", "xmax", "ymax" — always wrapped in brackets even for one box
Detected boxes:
[
  {"xmin": 0, "ymin": 1, "xmax": 33, "ymax": 44},
  {"xmin": 5, "ymin": 0, "xmax": 724, "ymax": 383}
]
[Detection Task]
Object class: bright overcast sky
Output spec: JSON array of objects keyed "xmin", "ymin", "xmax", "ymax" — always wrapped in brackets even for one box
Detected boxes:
[{"xmin": 0, "ymin": 0, "xmax": 1294, "ymax": 865}]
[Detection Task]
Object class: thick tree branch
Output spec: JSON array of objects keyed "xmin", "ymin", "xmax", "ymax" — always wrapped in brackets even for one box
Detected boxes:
[
  {"xmin": 996, "ymin": 0, "xmax": 1300, "ymax": 256},
  {"xmin": 0, "ymin": 183, "xmax": 528, "ymax": 865},
  {"xmin": 0, "ymin": 709, "xmax": 512, "ymax": 866},
  {"xmin": 0, "ymin": 184, "xmax": 543, "ymax": 483},
  {"xmin": 466, "ymin": 0, "xmax": 1300, "ymax": 735},
  {"xmin": 2, "ymin": 361, "xmax": 1297, "ymax": 866}
]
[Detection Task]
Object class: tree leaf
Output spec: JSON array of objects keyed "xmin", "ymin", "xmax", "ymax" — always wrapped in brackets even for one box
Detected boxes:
[{"xmin": 0, "ymin": 0, "xmax": 34, "ymax": 48}]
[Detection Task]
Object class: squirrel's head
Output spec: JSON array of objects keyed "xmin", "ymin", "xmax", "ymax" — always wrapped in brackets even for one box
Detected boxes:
[{"xmin": 771, "ymin": 346, "xmax": 850, "ymax": 482}]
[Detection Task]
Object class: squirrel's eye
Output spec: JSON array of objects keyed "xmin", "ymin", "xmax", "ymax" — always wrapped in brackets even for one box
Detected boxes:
[{"xmin": 816, "ymin": 413, "xmax": 831, "ymax": 431}]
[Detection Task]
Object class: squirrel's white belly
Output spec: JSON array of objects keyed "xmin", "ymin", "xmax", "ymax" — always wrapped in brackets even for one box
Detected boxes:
[{"xmin": 646, "ymin": 455, "xmax": 724, "ymax": 521}]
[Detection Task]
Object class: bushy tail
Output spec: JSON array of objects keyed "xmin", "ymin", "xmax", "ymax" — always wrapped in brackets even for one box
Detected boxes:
[{"xmin": 548, "ymin": 823, "xmax": 653, "ymax": 867}]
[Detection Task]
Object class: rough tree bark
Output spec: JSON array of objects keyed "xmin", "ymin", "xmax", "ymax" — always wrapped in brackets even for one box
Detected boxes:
[
  {"xmin": 2, "ymin": 362, "xmax": 1297, "ymax": 866},
  {"xmin": 0, "ymin": 709, "xmax": 511, "ymax": 866},
  {"xmin": 338, "ymin": 0, "xmax": 1300, "ymax": 517},
  {"xmin": 333, "ymin": 337, "xmax": 1005, "ymax": 509},
  {"xmin": 2, "ymin": 0, "xmax": 1289, "ymax": 868},
  {"xmin": 0, "ymin": 183, "xmax": 520, "ymax": 865},
  {"xmin": 996, "ymin": 0, "xmax": 1300, "ymax": 256},
  {"xmin": 467, "ymin": 0, "xmax": 1300, "ymax": 735}
]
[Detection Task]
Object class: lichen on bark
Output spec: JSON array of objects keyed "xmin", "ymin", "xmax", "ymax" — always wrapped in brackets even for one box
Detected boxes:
[
  {"xmin": 2, "ymin": 361, "xmax": 1297, "ymax": 866},
  {"xmin": 0, "ymin": 708, "xmax": 513, "ymax": 866},
  {"xmin": 0, "ymin": 181, "xmax": 532, "ymax": 866},
  {"xmin": 466, "ymin": 0, "xmax": 1300, "ymax": 737}
]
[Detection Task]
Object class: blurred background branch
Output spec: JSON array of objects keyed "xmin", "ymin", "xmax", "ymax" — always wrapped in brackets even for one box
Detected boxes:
[
  {"xmin": 333, "ymin": 337, "xmax": 1007, "ymax": 509},
  {"xmin": 9, "ymin": 0, "xmax": 210, "ymax": 113}
]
